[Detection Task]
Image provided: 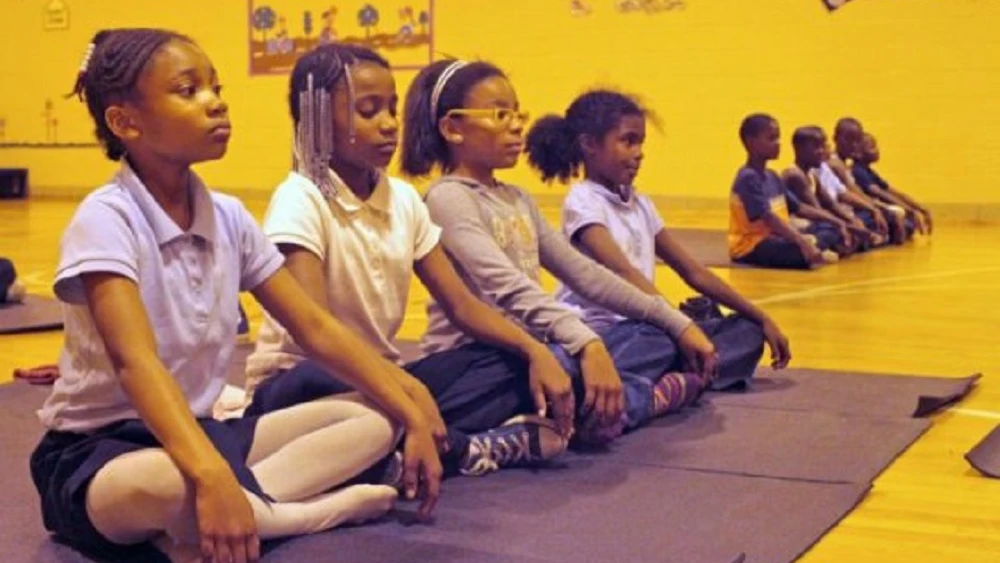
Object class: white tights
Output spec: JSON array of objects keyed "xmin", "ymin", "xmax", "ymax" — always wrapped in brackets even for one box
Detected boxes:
[{"xmin": 84, "ymin": 393, "xmax": 400, "ymax": 560}]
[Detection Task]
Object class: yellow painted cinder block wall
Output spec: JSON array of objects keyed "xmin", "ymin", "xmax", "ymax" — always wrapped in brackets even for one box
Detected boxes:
[{"xmin": 2, "ymin": 0, "xmax": 998, "ymax": 205}]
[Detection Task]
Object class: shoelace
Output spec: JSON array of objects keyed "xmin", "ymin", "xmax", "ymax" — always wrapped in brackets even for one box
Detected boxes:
[{"xmin": 461, "ymin": 429, "xmax": 533, "ymax": 476}]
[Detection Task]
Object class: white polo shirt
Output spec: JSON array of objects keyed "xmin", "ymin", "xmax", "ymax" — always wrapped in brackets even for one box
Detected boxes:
[
  {"xmin": 39, "ymin": 162, "xmax": 284, "ymax": 432},
  {"xmin": 245, "ymin": 169, "xmax": 441, "ymax": 391}
]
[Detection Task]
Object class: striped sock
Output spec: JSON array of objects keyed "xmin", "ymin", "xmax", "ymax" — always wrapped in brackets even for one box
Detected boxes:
[{"xmin": 652, "ymin": 372, "xmax": 705, "ymax": 415}]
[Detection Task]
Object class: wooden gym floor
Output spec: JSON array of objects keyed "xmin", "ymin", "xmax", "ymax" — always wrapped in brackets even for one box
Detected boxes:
[{"xmin": 1, "ymin": 195, "xmax": 998, "ymax": 562}]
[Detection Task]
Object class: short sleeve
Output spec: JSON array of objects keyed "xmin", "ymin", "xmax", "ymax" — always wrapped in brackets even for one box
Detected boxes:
[
  {"xmin": 394, "ymin": 179, "xmax": 441, "ymax": 260},
  {"xmin": 561, "ymin": 187, "xmax": 609, "ymax": 240},
  {"xmin": 54, "ymin": 199, "xmax": 140, "ymax": 304},
  {"xmin": 733, "ymin": 172, "xmax": 770, "ymax": 221},
  {"xmin": 783, "ymin": 185, "xmax": 803, "ymax": 214},
  {"xmin": 234, "ymin": 202, "xmax": 284, "ymax": 292},
  {"xmin": 637, "ymin": 194, "xmax": 666, "ymax": 236},
  {"xmin": 261, "ymin": 175, "xmax": 327, "ymax": 260}
]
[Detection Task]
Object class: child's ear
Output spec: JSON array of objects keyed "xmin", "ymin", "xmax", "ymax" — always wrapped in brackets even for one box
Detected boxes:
[
  {"xmin": 438, "ymin": 117, "xmax": 463, "ymax": 145},
  {"xmin": 580, "ymin": 133, "xmax": 599, "ymax": 156},
  {"xmin": 104, "ymin": 105, "xmax": 141, "ymax": 143}
]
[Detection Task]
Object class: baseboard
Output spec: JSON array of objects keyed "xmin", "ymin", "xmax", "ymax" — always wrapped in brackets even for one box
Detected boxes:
[
  {"xmin": 24, "ymin": 186, "xmax": 1000, "ymax": 225},
  {"xmin": 28, "ymin": 184, "xmax": 274, "ymax": 204}
]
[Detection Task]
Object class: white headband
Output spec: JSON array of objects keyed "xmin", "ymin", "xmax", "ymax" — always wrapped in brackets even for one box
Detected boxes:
[{"xmin": 429, "ymin": 60, "xmax": 468, "ymax": 122}]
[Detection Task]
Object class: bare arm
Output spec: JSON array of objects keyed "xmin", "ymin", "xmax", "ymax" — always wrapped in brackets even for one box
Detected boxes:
[
  {"xmin": 252, "ymin": 267, "xmax": 442, "ymax": 514},
  {"xmin": 83, "ymin": 272, "xmax": 260, "ymax": 562},
  {"xmin": 654, "ymin": 229, "xmax": 769, "ymax": 324},
  {"xmin": 537, "ymin": 218, "xmax": 692, "ymax": 338},
  {"xmin": 655, "ymin": 229, "xmax": 791, "ymax": 368},
  {"xmin": 84, "ymin": 273, "xmax": 234, "ymax": 484},
  {"xmin": 763, "ymin": 212, "xmax": 816, "ymax": 249},
  {"xmin": 253, "ymin": 267, "xmax": 423, "ymax": 429},
  {"xmin": 573, "ymin": 224, "xmax": 660, "ymax": 296},
  {"xmin": 781, "ymin": 168, "xmax": 820, "ymax": 207},
  {"xmin": 279, "ymin": 245, "xmax": 432, "ymax": 399},
  {"xmin": 887, "ymin": 186, "xmax": 928, "ymax": 213}
]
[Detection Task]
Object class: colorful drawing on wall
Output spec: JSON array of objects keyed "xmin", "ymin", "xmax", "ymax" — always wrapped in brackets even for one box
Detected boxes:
[
  {"xmin": 615, "ymin": 0, "xmax": 686, "ymax": 14},
  {"xmin": 248, "ymin": 1, "xmax": 433, "ymax": 75},
  {"xmin": 823, "ymin": 0, "xmax": 854, "ymax": 11}
]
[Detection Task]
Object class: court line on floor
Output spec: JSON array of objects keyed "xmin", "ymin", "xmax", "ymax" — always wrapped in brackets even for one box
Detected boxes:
[
  {"xmin": 952, "ymin": 408, "xmax": 1000, "ymax": 421},
  {"xmin": 753, "ymin": 265, "xmax": 1000, "ymax": 306}
]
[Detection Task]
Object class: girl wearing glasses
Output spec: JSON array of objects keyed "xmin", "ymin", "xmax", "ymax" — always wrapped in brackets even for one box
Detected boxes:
[
  {"xmin": 244, "ymin": 45, "xmax": 571, "ymax": 484},
  {"xmin": 402, "ymin": 60, "xmax": 715, "ymax": 445}
]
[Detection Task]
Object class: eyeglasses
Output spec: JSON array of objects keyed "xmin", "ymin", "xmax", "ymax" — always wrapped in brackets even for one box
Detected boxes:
[{"xmin": 445, "ymin": 108, "xmax": 531, "ymax": 126}]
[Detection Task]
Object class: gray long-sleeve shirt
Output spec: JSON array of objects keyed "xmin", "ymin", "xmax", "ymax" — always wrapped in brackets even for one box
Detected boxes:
[{"xmin": 420, "ymin": 176, "xmax": 692, "ymax": 356}]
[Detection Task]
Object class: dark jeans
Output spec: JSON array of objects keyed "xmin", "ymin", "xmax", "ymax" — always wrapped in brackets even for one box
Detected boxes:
[
  {"xmin": 735, "ymin": 220, "xmax": 844, "ymax": 270},
  {"xmin": 549, "ymin": 317, "xmax": 765, "ymax": 429}
]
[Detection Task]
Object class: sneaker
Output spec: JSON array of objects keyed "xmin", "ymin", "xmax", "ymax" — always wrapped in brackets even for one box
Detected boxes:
[
  {"xmin": 459, "ymin": 415, "xmax": 567, "ymax": 476},
  {"xmin": 820, "ymin": 250, "xmax": 840, "ymax": 263},
  {"xmin": 378, "ymin": 450, "xmax": 405, "ymax": 490},
  {"xmin": 679, "ymin": 296, "xmax": 724, "ymax": 322}
]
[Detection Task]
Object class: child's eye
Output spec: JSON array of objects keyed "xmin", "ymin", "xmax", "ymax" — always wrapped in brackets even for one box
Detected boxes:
[
  {"xmin": 213, "ymin": 84, "xmax": 224, "ymax": 96},
  {"xmin": 177, "ymin": 85, "xmax": 196, "ymax": 97}
]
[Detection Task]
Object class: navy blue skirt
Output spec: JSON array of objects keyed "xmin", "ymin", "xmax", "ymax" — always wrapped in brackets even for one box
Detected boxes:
[{"xmin": 30, "ymin": 416, "xmax": 268, "ymax": 562}]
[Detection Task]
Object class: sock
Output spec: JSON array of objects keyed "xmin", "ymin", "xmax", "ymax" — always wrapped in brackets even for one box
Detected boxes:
[{"xmin": 651, "ymin": 372, "xmax": 705, "ymax": 416}]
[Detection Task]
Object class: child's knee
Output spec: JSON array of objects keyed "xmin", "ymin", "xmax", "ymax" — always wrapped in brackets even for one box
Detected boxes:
[{"xmin": 86, "ymin": 450, "xmax": 191, "ymax": 543}]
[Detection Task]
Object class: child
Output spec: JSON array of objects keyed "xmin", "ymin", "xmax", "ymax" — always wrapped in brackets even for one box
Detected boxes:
[
  {"xmin": 401, "ymin": 60, "xmax": 717, "ymax": 444},
  {"xmin": 243, "ymin": 44, "xmax": 569, "ymax": 477},
  {"xmin": 830, "ymin": 118, "xmax": 910, "ymax": 244},
  {"xmin": 32, "ymin": 29, "xmax": 443, "ymax": 563},
  {"xmin": 852, "ymin": 132, "xmax": 931, "ymax": 234},
  {"xmin": 524, "ymin": 89, "xmax": 787, "ymax": 390},
  {"xmin": 783, "ymin": 126, "xmax": 886, "ymax": 248},
  {"xmin": 782, "ymin": 126, "xmax": 878, "ymax": 252},
  {"xmin": 0, "ymin": 257, "xmax": 26, "ymax": 304},
  {"xmin": 728, "ymin": 114, "xmax": 839, "ymax": 269}
]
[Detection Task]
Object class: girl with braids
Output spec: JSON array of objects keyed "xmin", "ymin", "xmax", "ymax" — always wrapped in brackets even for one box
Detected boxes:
[
  {"xmin": 401, "ymin": 61, "xmax": 717, "ymax": 445},
  {"xmin": 243, "ymin": 44, "xmax": 571, "ymax": 478},
  {"xmin": 525, "ymin": 90, "xmax": 789, "ymax": 391},
  {"xmin": 31, "ymin": 28, "xmax": 444, "ymax": 563}
]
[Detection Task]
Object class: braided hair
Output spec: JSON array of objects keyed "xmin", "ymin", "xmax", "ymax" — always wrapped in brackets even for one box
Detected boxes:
[
  {"xmin": 288, "ymin": 43, "xmax": 389, "ymax": 197},
  {"xmin": 69, "ymin": 28, "xmax": 192, "ymax": 161}
]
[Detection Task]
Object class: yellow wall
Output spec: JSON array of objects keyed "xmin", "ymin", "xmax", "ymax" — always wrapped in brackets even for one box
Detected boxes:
[{"xmin": 2, "ymin": 0, "xmax": 999, "ymax": 204}]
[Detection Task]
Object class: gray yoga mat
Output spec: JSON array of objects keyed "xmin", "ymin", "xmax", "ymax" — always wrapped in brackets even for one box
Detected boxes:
[
  {"xmin": 261, "ymin": 460, "xmax": 861, "ymax": 563},
  {"xmin": 0, "ymin": 295, "xmax": 63, "ymax": 334},
  {"xmin": 708, "ymin": 368, "xmax": 981, "ymax": 418},
  {"xmin": 966, "ymin": 423, "xmax": 1000, "ymax": 479},
  {"xmin": 607, "ymin": 402, "xmax": 930, "ymax": 483},
  {"xmin": 0, "ymin": 389, "xmax": 859, "ymax": 563},
  {"xmin": 0, "ymin": 378, "xmax": 869, "ymax": 563},
  {"xmin": 6, "ymin": 349, "xmax": 973, "ymax": 563}
]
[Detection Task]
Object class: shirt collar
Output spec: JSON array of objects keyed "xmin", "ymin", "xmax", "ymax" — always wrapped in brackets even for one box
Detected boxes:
[
  {"xmin": 117, "ymin": 160, "xmax": 216, "ymax": 246},
  {"xmin": 326, "ymin": 167, "xmax": 391, "ymax": 215}
]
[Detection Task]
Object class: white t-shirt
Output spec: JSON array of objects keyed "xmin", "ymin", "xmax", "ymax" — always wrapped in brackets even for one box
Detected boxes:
[
  {"xmin": 245, "ymin": 169, "xmax": 441, "ymax": 391},
  {"xmin": 813, "ymin": 162, "xmax": 848, "ymax": 199},
  {"xmin": 556, "ymin": 180, "xmax": 665, "ymax": 330}
]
